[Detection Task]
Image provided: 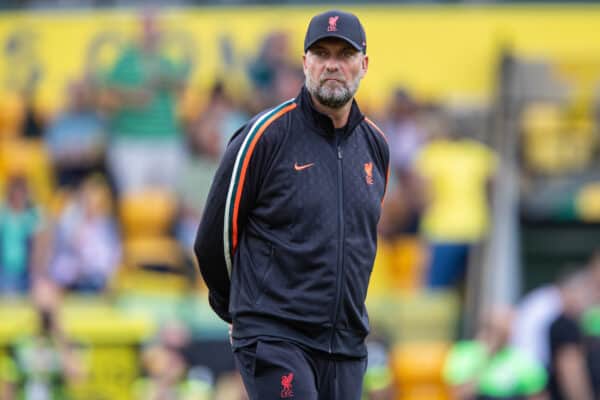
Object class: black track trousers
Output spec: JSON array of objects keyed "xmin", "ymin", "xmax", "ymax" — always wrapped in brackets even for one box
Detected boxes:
[{"xmin": 234, "ymin": 340, "xmax": 367, "ymax": 400}]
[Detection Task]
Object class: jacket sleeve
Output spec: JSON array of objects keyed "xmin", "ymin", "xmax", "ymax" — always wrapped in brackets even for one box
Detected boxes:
[
  {"xmin": 381, "ymin": 137, "xmax": 390, "ymax": 201},
  {"xmin": 193, "ymin": 123, "xmax": 256, "ymax": 323},
  {"xmin": 365, "ymin": 118, "xmax": 391, "ymax": 202}
]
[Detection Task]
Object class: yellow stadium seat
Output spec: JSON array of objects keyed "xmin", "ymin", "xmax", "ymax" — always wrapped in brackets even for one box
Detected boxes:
[
  {"xmin": 576, "ymin": 182, "xmax": 600, "ymax": 222},
  {"xmin": 396, "ymin": 386, "xmax": 449, "ymax": 400},
  {"xmin": 111, "ymin": 237, "xmax": 190, "ymax": 294},
  {"xmin": 0, "ymin": 138, "xmax": 54, "ymax": 206},
  {"xmin": 111, "ymin": 268, "xmax": 191, "ymax": 296},
  {"xmin": 367, "ymin": 291, "xmax": 460, "ymax": 344},
  {"xmin": 391, "ymin": 341, "xmax": 450, "ymax": 400},
  {"xmin": 123, "ymin": 236, "xmax": 184, "ymax": 269},
  {"xmin": 0, "ymin": 92, "xmax": 24, "ymax": 139},
  {"xmin": 367, "ymin": 238, "xmax": 393, "ymax": 300},
  {"xmin": 521, "ymin": 102, "xmax": 563, "ymax": 134},
  {"xmin": 119, "ymin": 190, "xmax": 177, "ymax": 239},
  {"xmin": 366, "ymin": 235, "xmax": 426, "ymax": 301},
  {"xmin": 392, "ymin": 342, "xmax": 449, "ymax": 384},
  {"xmin": 520, "ymin": 102, "xmax": 564, "ymax": 174},
  {"xmin": 521, "ymin": 102, "xmax": 597, "ymax": 175},
  {"xmin": 562, "ymin": 117, "xmax": 596, "ymax": 171},
  {"xmin": 389, "ymin": 236, "xmax": 426, "ymax": 292}
]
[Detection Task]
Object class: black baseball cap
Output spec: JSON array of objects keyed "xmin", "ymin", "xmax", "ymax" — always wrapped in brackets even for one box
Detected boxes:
[{"xmin": 304, "ymin": 10, "xmax": 366, "ymax": 54}]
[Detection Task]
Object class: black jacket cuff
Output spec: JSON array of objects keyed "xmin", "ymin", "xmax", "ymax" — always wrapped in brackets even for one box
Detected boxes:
[{"xmin": 209, "ymin": 291, "xmax": 232, "ymax": 323}]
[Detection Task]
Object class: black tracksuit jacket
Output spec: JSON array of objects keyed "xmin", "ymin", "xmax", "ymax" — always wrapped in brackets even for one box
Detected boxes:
[{"xmin": 194, "ymin": 86, "xmax": 389, "ymax": 358}]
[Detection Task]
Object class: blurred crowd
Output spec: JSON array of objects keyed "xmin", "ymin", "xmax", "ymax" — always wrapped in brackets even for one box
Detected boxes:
[
  {"xmin": 0, "ymin": 10, "xmax": 497, "ymax": 302},
  {"xmin": 444, "ymin": 252, "xmax": 600, "ymax": 399},
  {"xmin": 1, "ymin": 8, "xmax": 599, "ymax": 400}
]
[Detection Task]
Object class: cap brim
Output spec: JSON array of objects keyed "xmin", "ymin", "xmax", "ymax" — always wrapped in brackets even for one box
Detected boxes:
[{"xmin": 304, "ymin": 33, "xmax": 363, "ymax": 53}]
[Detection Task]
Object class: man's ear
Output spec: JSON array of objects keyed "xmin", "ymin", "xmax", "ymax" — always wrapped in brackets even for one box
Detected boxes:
[
  {"xmin": 302, "ymin": 54, "xmax": 308, "ymax": 74},
  {"xmin": 361, "ymin": 54, "xmax": 369, "ymax": 78}
]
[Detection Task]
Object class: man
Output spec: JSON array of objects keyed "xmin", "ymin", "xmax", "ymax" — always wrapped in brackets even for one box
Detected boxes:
[
  {"xmin": 45, "ymin": 78, "xmax": 108, "ymax": 189},
  {"xmin": 511, "ymin": 281, "xmax": 562, "ymax": 368},
  {"xmin": 546, "ymin": 269, "xmax": 594, "ymax": 400},
  {"xmin": 415, "ymin": 119, "xmax": 497, "ymax": 288},
  {"xmin": 194, "ymin": 10, "xmax": 389, "ymax": 400},
  {"xmin": 511, "ymin": 253, "xmax": 600, "ymax": 370},
  {"xmin": 104, "ymin": 9, "xmax": 188, "ymax": 194}
]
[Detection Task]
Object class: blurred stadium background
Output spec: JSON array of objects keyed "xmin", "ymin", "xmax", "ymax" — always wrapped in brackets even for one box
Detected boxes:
[{"xmin": 0, "ymin": 1, "xmax": 599, "ymax": 399}]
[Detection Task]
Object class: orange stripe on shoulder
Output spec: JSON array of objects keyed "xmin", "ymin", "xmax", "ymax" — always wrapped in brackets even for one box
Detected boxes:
[
  {"xmin": 364, "ymin": 117, "xmax": 388, "ymax": 142},
  {"xmin": 231, "ymin": 103, "xmax": 297, "ymax": 253}
]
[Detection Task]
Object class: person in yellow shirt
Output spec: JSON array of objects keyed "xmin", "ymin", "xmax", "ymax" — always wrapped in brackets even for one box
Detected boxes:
[{"xmin": 416, "ymin": 129, "xmax": 497, "ymax": 288}]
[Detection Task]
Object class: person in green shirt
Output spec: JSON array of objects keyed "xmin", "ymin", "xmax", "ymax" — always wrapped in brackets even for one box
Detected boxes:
[
  {"xmin": 103, "ymin": 9, "xmax": 189, "ymax": 195},
  {"xmin": 444, "ymin": 306, "xmax": 548, "ymax": 400}
]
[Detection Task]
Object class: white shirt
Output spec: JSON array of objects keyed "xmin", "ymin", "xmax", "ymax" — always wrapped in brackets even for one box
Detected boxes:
[{"xmin": 511, "ymin": 285, "xmax": 562, "ymax": 366}]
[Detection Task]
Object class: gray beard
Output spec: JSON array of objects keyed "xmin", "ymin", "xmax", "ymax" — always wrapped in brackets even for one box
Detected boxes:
[{"xmin": 305, "ymin": 73, "xmax": 361, "ymax": 109}]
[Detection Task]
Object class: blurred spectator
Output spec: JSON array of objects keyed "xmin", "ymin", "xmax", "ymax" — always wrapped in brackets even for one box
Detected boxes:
[
  {"xmin": 0, "ymin": 175, "xmax": 48, "ymax": 295},
  {"xmin": 13, "ymin": 278, "xmax": 82, "ymax": 399},
  {"xmin": 362, "ymin": 339, "xmax": 394, "ymax": 400},
  {"xmin": 45, "ymin": 78, "xmax": 108, "ymax": 189},
  {"xmin": 20, "ymin": 71, "xmax": 45, "ymax": 139},
  {"xmin": 581, "ymin": 251, "xmax": 600, "ymax": 398},
  {"xmin": 136, "ymin": 345, "xmax": 187, "ymax": 400},
  {"xmin": 248, "ymin": 31, "xmax": 290, "ymax": 88},
  {"xmin": 135, "ymin": 321, "xmax": 213, "ymax": 400},
  {"xmin": 49, "ymin": 175, "xmax": 120, "ymax": 292},
  {"xmin": 513, "ymin": 252, "xmax": 600, "ymax": 374},
  {"xmin": 213, "ymin": 371, "xmax": 248, "ymax": 400},
  {"xmin": 246, "ymin": 31, "xmax": 294, "ymax": 111},
  {"xmin": 379, "ymin": 88, "xmax": 427, "ymax": 237},
  {"xmin": 103, "ymin": 9, "xmax": 189, "ymax": 195},
  {"xmin": 443, "ymin": 306, "xmax": 547, "ymax": 400},
  {"xmin": 187, "ymin": 81, "xmax": 249, "ymax": 157},
  {"xmin": 511, "ymin": 280, "xmax": 562, "ymax": 368},
  {"xmin": 415, "ymin": 117, "xmax": 497, "ymax": 288},
  {"xmin": 547, "ymin": 269, "xmax": 595, "ymax": 400},
  {"xmin": 177, "ymin": 82, "xmax": 247, "ymax": 249},
  {"xmin": 587, "ymin": 250, "xmax": 600, "ymax": 304},
  {"xmin": 0, "ymin": 353, "xmax": 18, "ymax": 400},
  {"xmin": 271, "ymin": 65, "xmax": 304, "ymax": 105},
  {"xmin": 385, "ymin": 90, "xmax": 427, "ymax": 173},
  {"xmin": 581, "ymin": 305, "xmax": 600, "ymax": 398}
]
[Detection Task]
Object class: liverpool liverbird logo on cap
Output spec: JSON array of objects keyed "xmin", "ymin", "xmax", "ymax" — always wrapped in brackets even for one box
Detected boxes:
[
  {"xmin": 304, "ymin": 10, "xmax": 366, "ymax": 54},
  {"xmin": 327, "ymin": 15, "xmax": 339, "ymax": 32}
]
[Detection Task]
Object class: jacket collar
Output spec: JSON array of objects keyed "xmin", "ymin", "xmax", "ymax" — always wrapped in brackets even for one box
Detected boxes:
[{"xmin": 296, "ymin": 85, "xmax": 364, "ymax": 137}]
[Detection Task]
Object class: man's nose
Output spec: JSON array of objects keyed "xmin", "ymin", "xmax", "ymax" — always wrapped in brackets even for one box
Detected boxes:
[{"xmin": 325, "ymin": 59, "xmax": 339, "ymax": 72}]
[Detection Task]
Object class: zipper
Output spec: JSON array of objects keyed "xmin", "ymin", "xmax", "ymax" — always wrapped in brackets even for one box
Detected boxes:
[{"xmin": 329, "ymin": 137, "xmax": 345, "ymax": 353}]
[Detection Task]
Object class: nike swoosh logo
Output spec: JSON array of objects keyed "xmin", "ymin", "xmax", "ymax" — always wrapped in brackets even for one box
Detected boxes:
[{"xmin": 294, "ymin": 162, "xmax": 315, "ymax": 171}]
